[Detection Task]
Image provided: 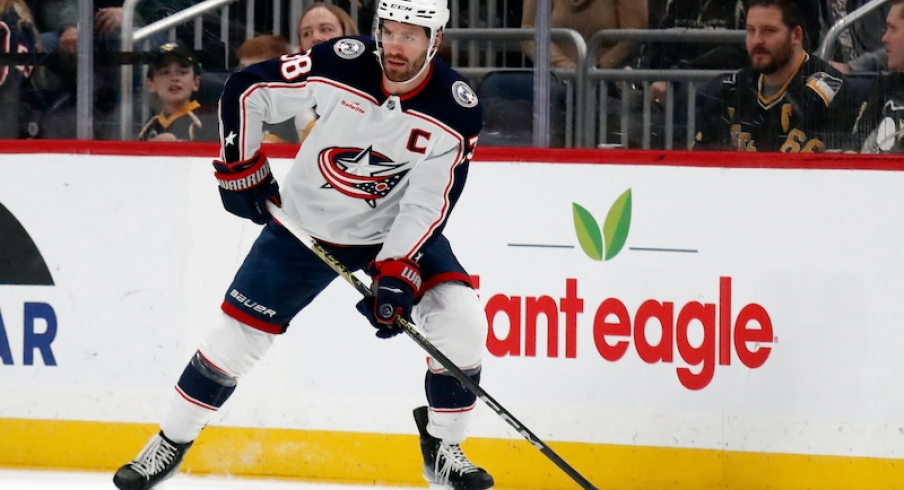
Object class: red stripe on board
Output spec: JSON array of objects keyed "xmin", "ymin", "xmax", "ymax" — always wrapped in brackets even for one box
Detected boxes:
[
  {"xmin": 473, "ymin": 147, "xmax": 904, "ymax": 170},
  {"xmin": 1, "ymin": 140, "xmax": 902, "ymax": 171}
]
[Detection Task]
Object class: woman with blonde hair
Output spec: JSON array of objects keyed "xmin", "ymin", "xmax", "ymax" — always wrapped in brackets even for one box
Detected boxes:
[
  {"xmin": 297, "ymin": 3, "xmax": 358, "ymax": 52},
  {"xmin": 294, "ymin": 3, "xmax": 359, "ymax": 143}
]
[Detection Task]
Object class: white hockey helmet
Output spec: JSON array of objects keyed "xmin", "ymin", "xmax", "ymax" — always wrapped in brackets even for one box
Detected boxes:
[
  {"xmin": 373, "ymin": 0, "xmax": 450, "ymax": 81},
  {"xmin": 375, "ymin": 0, "xmax": 450, "ymax": 35}
]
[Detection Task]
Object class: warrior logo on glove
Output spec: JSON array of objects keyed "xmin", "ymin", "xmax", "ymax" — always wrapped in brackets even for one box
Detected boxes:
[{"xmin": 213, "ymin": 151, "xmax": 282, "ymax": 224}]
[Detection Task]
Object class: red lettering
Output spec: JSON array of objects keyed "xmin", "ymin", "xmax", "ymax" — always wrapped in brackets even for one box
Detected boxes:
[
  {"xmin": 525, "ymin": 296, "xmax": 557, "ymax": 357},
  {"xmin": 485, "ymin": 294, "xmax": 520, "ymax": 357},
  {"xmin": 675, "ymin": 301, "xmax": 716, "ymax": 390},
  {"xmin": 480, "ymin": 276, "xmax": 773, "ymax": 390},
  {"xmin": 734, "ymin": 303, "xmax": 773, "ymax": 368},
  {"xmin": 592, "ymin": 298, "xmax": 630, "ymax": 361},
  {"xmin": 719, "ymin": 276, "xmax": 732, "ymax": 365},
  {"xmin": 561, "ymin": 279, "xmax": 582, "ymax": 358},
  {"xmin": 634, "ymin": 300, "xmax": 673, "ymax": 364}
]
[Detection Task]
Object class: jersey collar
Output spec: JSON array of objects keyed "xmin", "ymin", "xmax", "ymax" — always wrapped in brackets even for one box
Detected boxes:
[
  {"xmin": 757, "ymin": 52, "xmax": 807, "ymax": 107},
  {"xmin": 156, "ymin": 100, "xmax": 201, "ymax": 128},
  {"xmin": 382, "ymin": 62, "xmax": 434, "ymax": 101}
]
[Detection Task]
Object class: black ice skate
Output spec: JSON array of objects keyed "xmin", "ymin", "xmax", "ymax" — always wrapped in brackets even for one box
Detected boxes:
[
  {"xmin": 413, "ymin": 406, "xmax": 494, "ymax": 490},
  {"xmin": 112, "ymin": 431, "xmax": 193, "ymax": 490}
]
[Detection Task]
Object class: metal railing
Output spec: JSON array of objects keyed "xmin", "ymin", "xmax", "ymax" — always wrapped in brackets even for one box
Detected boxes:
[
  {"xmin": 120, "ymin": 0, "xmax": 244, "ymax": 139},
  {"xmin": 444, "ymin": 28, "xmax": 745, "ymax": 148},
  {"xmin": 116, "ymin": 0, "xmax": 528, "ymax": 140},
  {"xmin": 444, "ymin": 28, "xmax": 585, "ymax": 148},
  {"xmin": 817, "ymin": 0, "xmax": 891, "ymax": 61},
  {"xmin": 116, "ymin": 21, "xmax": 745, "ymax": 147},
  {"xmin": 583, "ymin": 28, "xmax": 746, "ymax": 149},
  {"xmin": 53, "ymin": 0, "xmax": 893, "ymax": 145},
  {"xmin": 108, "ymin": 0, "xmax": 749, "ymax": 148}
]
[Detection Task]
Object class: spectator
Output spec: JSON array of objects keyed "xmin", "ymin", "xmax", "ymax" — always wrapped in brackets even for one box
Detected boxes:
[
  {"xmin": 520, "ymin": 0, "xmax": 648, "ymax": 69},
  {"xmin": 293, "ymin": 3, "xmax": 360, "ymax": 143},
  {"xmin": 694, "ymin": 0, "xmax": 855, "ymax": 152},
  {"xmin": 35, "ymin": 1, "xmax": 126, "ymax": 54},
  {"xmin": 297, "ymin": 2, "xmax": 359, "ymax": 52},
  {"xmin": 30, "ymin": 1, "xmax": 173, "ymax": 139},
  {"xmin": 824, "ymin": 0, "xmax": 890, "ymax": 73},
  {"xmin": 851, "ymin": 0, "xmax": 904, "ymax": 152},
  {"xmin": 137, "ymin": 42, "xmax": 207, "ymax": 142},
  {"xmin": 0, "ymin": 0, "xmax": 40, "ymax": 139},
  {"xmin": 236, "ymin": 34, "xmax": 292, "ymax": 69}
]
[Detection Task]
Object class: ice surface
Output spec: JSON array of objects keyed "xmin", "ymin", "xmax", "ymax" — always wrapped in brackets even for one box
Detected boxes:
[{"xmin": 0, "ymin": 469, "xmax": 414, "ymax": 490}]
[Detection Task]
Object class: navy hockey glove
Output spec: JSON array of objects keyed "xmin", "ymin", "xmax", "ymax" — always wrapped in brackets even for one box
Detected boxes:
[
  {"xmin": 355, "ymin": 258, "xmax": 421, "ymax": 339},
  {"xmin": 213, "ymin": 151, "xmax": 281, "ymax": 224}
]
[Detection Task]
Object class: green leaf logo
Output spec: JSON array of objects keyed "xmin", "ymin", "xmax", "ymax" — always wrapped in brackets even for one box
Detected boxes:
[
  {"xmin": 573, "ymin": 189, "xmax": 632, "ymax": 262},
  {"xmin": 573, "ymin": 203, "xmax": 603, "ymax": 261}
]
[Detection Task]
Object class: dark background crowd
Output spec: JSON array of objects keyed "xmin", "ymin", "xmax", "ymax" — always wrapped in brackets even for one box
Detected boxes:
[{"xmin": 0, "ymin": 0, "xmax": 900, "ymax": 152}]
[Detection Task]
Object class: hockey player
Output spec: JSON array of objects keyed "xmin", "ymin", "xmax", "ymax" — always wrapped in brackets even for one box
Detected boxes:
[
  {"xmin": 112, "ymin": 1, "xmax": 492, "ymax": 490},
  {"xmin": 694, "ymin": 0, "xmax": 856, "ymax": 152},
  {"xmin": 851, "ymin": 0, "xmax": 904, "ymax": 153}
]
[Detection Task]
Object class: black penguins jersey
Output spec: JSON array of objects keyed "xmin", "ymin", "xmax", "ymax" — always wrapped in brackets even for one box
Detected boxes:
[
  {"xmin": 137, "ymin": 100, "xmax": 204, "ymax": 141},
  {"xmin": 218, "ymin": 36, "xmax": 482, "ymax": 261},
  {"xmin": 695, "ymin": 54, "xmax": 854, "ymax": 152},
  {"xmin": 851, "ymin": 72, "xmax": 904, "ymax": 153}
]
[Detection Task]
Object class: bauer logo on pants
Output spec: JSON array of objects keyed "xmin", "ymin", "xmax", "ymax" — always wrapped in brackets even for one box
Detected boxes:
[{"xmin": 0, "ymin": 202, "xmax": 54, "ymax": 285}]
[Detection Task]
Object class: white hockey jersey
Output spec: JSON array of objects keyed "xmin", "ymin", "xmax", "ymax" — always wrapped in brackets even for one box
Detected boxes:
[{"xmin": 218, "ymin": 36, "xmax": 482, "ymax": 261}]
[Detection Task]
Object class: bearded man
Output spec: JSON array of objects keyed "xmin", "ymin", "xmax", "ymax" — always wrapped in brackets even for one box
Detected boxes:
[{"xmin": 695, "ymin": 0, "xmax": 856, "ymax": 152}]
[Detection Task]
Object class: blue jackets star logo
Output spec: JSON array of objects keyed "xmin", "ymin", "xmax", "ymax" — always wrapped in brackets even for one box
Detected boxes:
[{"xmin": 318, "ymin": 146, "xmax": 410, "ymax": 208}]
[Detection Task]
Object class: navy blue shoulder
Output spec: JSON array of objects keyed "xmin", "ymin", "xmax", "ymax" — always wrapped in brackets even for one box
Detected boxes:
[
  {"xmin": 406, "ymin": 60, "xmax": 483, "ymax": 140},
  {"xmin": 308, "ymin": 36, "xmax": 385, "ymax": 96},
  {"xmin": 226, "ymin": 36, "xmax": 381, "ymax": 92}
]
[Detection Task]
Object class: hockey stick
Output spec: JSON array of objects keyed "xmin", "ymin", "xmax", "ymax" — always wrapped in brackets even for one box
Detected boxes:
[{"xmin": 266, "ymin": 203, "xmax": 600, "ymax": 490}]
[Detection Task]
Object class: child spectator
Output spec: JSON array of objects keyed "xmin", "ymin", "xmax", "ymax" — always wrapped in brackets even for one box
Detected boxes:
[
  {"xmin": 137, "ymin": 42, "xmax": 207, "ymax": 142},
  {"xmin": 236, "ymin": 34, "xmax": 292, "ymax": 69}
]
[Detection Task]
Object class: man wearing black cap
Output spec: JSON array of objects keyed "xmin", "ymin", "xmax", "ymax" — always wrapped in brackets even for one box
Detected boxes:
[{"xmin": 137, "ymin": 41, "xmax": 207, "ymax": 142}]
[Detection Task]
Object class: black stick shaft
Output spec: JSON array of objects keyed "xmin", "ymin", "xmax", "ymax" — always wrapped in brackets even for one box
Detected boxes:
[{"xmin": 268, "ymin": 204, "xmax": 599, "ymax": 490}]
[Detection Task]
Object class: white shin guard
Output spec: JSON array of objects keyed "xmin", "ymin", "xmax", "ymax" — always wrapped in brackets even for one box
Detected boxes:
[
  {"xmin": 427, "ymin": 405, "xmax": 476, "ymax": 445},
  {"xmin": 160, "ymin": 313, "xmax": 276, "ymax": 443},
  {"xmin": 414, "ymin": 282, "xmax": 486, "ymax": 372},
  {"xmin": 415, "ymin": 283, "xmax": 487, "ymax": 444}
]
